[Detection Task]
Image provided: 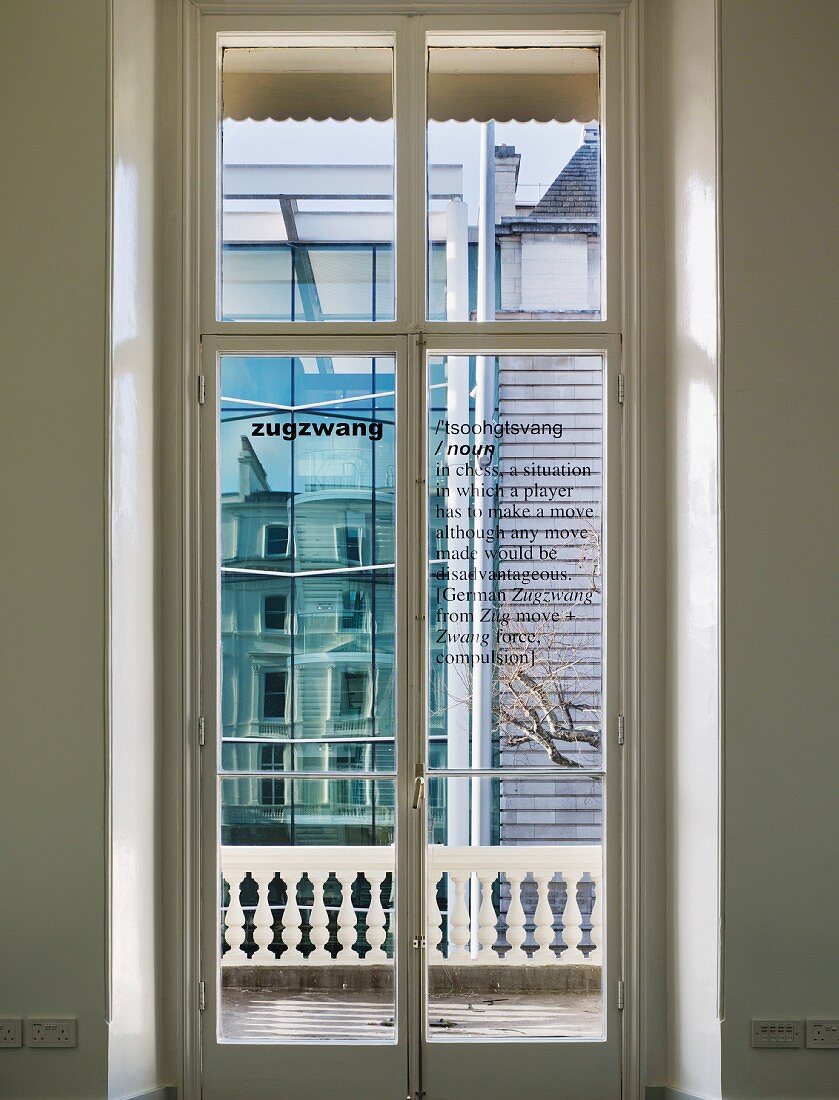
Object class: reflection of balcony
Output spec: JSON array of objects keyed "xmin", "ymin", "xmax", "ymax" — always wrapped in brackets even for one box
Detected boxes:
[
  {"xmin": 220, "ymin": 844, "xmax": 601, "ymax": 969},
  {"xmin": 258, "ymin": 721, "xmax": 291, "ymax": 737},
  {"xmin": 325, "ymin": 717, "xmax": 373, "ymax": 735}
]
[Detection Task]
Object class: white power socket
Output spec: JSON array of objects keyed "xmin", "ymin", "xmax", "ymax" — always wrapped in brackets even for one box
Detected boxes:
[
  {"xmin": 0, "ymin": 1019, "xmax": 22, "ymax": 1047},
  {"xmin": 26, "ymin": 1018, "xmax": 77, "ymax": 1048},
  {"xmin": 807, "ymin": 1020, "xmax": 839, "ymax": 1048}
]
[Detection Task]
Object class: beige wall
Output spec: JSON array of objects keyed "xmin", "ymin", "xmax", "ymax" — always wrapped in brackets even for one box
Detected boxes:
[
  {"xmin": 0, "ymin": 2, "xmax": 110, "ymax": 1097},
  {"xmin": 719, "ymin": 1, "xmax": 839, "ymax": 1096},
  {"xmin": 2, "ymin": 1, "xmax": 838, "ymax": 1098}
]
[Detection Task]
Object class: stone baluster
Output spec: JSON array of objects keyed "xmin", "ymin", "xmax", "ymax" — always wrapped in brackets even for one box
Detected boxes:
[
  {"xmin": 336, "ymin": 871, "xmax": 359, "ymax": 963},
  {"xmin": 587, "ymin": 871, "xmax": 603, "ymax": 966},
  {"xmin": 477, "ymin": 871, "xmax": 500, "ymax": 962},
  {"xmin": 532, "ymin": 871, "xmax": 556, "ymax": 963},
  {"xmin": 251, "ymin": 871, "xmax": 276, "ymax": 964},
  {"xmin": 223, "ymin": 871, "xmax": 248, "ymax": 965},
  {"xmin": 504, "ymin": 873, "xmax": 528, "ymax": 963},
  {"xmin": 280, "ymin": 871, "xmax": 304, "ymax": 963},
  {"xmin": 365, "ymin": 872, "xmax": 388, "ymax": 963},
  {"xmin": 448, "ymin": 871, "xmax": 471, "ymax": 960},
  {"xmin": 307, "ymin": 871, "xmax": 331, "ymax": 964},
  {"xmin": 427, "ymin": 877, "xmax": 445, "ymax": 963},
  {"xmin": 560, "ymin": 871, "xmax": 585, "ymax": 963}
]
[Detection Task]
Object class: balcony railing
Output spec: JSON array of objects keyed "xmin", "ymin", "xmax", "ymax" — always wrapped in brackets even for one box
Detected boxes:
[{"xmin": 221, "ymin": 844, "xmax": 601, "ymax": 967}]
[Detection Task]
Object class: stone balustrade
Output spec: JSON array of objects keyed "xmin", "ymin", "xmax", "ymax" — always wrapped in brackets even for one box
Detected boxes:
[{"xmin": 221, "ymin": 844, "xmax": 601, "ymax": 967}]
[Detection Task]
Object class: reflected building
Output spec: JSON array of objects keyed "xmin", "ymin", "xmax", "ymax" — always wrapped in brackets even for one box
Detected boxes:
[
  {"xmin": 221, "ymin": 128, "xmax": 602, "ymax": 851},
  {"xmin": 220, "ymin": 360, "xmax": 397, "ymax": 847}
]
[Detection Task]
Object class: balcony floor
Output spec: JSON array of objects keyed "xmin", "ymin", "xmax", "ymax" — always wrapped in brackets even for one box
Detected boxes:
[{"xmin": 221, "ymin": 987, "xmax": 602, "ymax": 1042}]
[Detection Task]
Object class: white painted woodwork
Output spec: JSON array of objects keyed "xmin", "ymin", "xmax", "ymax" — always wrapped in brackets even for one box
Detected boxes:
[
  {"xmin": 447, "ymin": 871, "xmax": 471, "ymax": 960},
  {"xmin": 587, "ymin": 871, "xmax": 603, "ymax": 967},
  {"xmin": 365, "ymin": 871, "xmax": 389, "ymax": 963},
  {"xmin": 560, "ymin": 873, "xmax": 585, "ymax": 963},
  {"xmin": 251, "ymin": 871, "xmax": 276, "ymax": 964},
  {"xmin": 307, "ymin": 871, "xmax": 331, "ymax": 964},
  {"xmin": 223, "ymin": 871, "xmax": 248, "ymax": 964},
  {"xmin": 504, "ymin": 874, "xmax": 528, "ymax": 963},
  {"xmin": 335, "ymin": 871, "xmax": 359, "ymax": 963},
  {"xmin": 220, "ymin": 845, "xmax": 600, "ymax": 967}
]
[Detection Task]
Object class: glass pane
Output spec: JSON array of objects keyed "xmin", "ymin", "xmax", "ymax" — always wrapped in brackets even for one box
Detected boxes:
[
  {"xmin": 220, "ymin": 777, "xmax": 396, "ymax": 1042},
  {"xmin": 426, "ymin": 775, "xmax": 603, "ymax": 1041},
  {"xmin": 221, "ymin": 43, "xmax": 395, "ymax": 322},
  {"xmin": 217, "ymin": 351, "xmax": 397, "ymax": 1043},
  {"xmin": 426, "ymin": 43, "xmax": 601, "ymax": 320},
  {"xmin": 427, "ymin": 353, "xmax": 604, "ymax": 770}
]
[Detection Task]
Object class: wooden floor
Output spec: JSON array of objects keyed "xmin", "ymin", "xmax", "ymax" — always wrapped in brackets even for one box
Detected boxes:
[{"xmin": 221, "ymin": 987, "xmax": 602, "ymax": 1042}]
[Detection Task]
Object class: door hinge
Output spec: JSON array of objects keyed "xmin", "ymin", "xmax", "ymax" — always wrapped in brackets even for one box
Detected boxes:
[
  {"xmin": 198, "ymin": 716, "xmax": 205, "ymax": 747},
  {"xmin": 617, "ymin": 979, "xmax": 625, "ymax": 1011},
  {"xmin": 617, "ymin": 713, "xmax": 626, "ymax": 746},
  {"xmin": 617, "ymin": 373, "xmax": 625, "ymax": 406},
  {"xmin": 198, "ymin": 980, "xmax": 206, "ymax": 1012},
  {"xmin": 412, "ymin": 935, "xmax": 426, "ymax": 950},
  {"xmin": 197, "ymin": 374, "xmax": 206, "ymax": 405}
]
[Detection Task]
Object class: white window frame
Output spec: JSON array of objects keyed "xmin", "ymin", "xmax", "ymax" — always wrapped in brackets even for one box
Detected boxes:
[{"xmin": 178, "ymin": 5, "xmax": 646, "ymax": 1100}]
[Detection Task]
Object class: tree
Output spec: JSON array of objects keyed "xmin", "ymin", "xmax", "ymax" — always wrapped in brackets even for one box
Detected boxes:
[
  {"xmin": 431, "ymin": 521, "xmax": 602, "ymax": 768},
  {"xmin": 497, "ymin": 520, "xmax": 601, "ymax": 767}
]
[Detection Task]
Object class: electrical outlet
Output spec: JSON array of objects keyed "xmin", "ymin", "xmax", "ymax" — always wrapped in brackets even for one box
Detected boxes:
[
  {"xmin": 0, "ymin": 1019, "xmax": 22, "ymax": 1047},
  {"xmin": 25, "ymin": 1018, "xmax": 77, "ymax": 1048},
  {"xmin": 807, "ymin": 1020, "xmax": 839, "ymax": 1048},
  {"xmin": 751, "ymin": 1020, "xmax": 802, "ymax": 1048}
]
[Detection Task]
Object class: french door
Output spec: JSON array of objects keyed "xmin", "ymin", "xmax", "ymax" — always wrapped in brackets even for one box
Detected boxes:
[{"xmin": 198, "ymin": 332, "xmax": 623, "ymax": 1099}]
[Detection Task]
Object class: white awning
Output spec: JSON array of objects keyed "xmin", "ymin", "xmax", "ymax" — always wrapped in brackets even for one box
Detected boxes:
[{"xmin": 222, "ymin": 45, "xmax": 599, "ymax": 124}]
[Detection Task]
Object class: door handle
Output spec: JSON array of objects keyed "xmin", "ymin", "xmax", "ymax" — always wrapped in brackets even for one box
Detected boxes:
[{"xmin": 412, "ymin": 769, "xmax": 425, "ymax": 810}]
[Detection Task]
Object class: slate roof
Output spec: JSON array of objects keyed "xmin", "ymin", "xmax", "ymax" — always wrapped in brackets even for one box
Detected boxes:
[{"xmin": 528, "ymin": 126, "xmax": 600, "ymax": 221}]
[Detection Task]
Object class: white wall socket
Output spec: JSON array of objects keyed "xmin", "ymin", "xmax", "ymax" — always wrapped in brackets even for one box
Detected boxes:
[
  {"xmin": 0, "ymin": 1019, "xmax": 22, "ymax": 1047},
  {"xmin": 807, "ymin": 1020, "xmax": 839, "ymax": 1048},
  {"xmin": 25, "ymin": 1018, "xmax": 77, "ymax": 1048}
]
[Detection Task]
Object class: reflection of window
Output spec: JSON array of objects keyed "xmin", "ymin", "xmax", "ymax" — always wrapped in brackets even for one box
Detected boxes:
[
  {"xmin": 263, "ymin": 670, "xmax": 288, "ymax": 719},
  {"xmin": 264, "ymin": 524, "xmax": 289, "ymax": 557},
  {"xmin": 260, "ymin": 743, "xmax": 286, "ymax": 807},
  {"xmin": 336, "ymin": 524, "xmax": 364, "ymax": 565},
  {"xmin": 340, "ymin": 590, "xmax": 367, "ymax": 631},
  {"xmin": 341, "ymin": 670, "xmax": 371, "ymax": 717},
  {"xmin": 430, "ymin": 664, "xmax": 446, "ymax": 714},
  {"xmin": 263, "ymin": 593, "xmax": 289, "ymax": 631}
]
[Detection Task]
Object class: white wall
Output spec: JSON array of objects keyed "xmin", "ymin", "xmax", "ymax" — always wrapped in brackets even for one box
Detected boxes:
[
  {"xmin": 108, "ymin": 0, "xmax": 165, "ymax": 1095},
  {"xmin": 719, "ymin": 1, "xmax": 839, "ymax": 1096},
  {"xmin": 0, "ymin": 2, "xmax": 110, "ymax": 1096},
  {"xmin": 661, "ymin": 0, "xmax": 723, "ymax": 1096}
]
